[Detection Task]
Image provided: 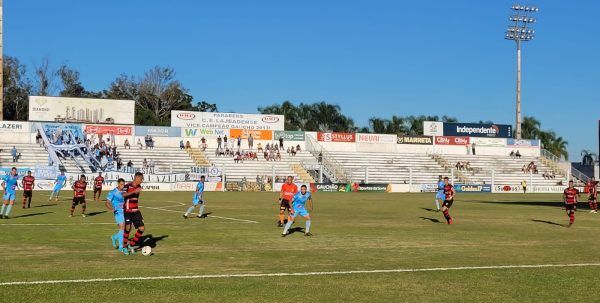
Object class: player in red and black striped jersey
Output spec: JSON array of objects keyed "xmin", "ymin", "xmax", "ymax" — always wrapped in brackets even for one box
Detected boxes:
[
  {"xmin": 122, "ymin": 172, "xmax": 145, "ymax": 253},
  {"xmin": 93, "ymin": 172, "xmax": 105, "ymax": 203},
  {"xmin": 587, "ymin": 177, "xmax": 598, "ymax": 214},
  {"xmin": 563, "ymin": 180, "xmax": 580, "ymax": 227},
  {"xmin": 70, "ymin": 175, "xmax": 88, "ymax": 218},
  {"xmin": 440, "ymin": 177, "xmax": 456, "ymax": 225},
  {"xmin": 21, "ymin": 171, "xmax": 35, "ymax": 209}
]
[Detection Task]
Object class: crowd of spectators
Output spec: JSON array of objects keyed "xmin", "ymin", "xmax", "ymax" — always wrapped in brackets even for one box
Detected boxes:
[
  {"xmin": 455, "ymin": 161, "xmax": 472, "ymax": 171},
  {"xmin": 509, "ymin": 150, "xmax": 522, "ymax": 159},
  {"xmin": 522, "ymin": 161, "xmax": 538, "ymax": 174}
]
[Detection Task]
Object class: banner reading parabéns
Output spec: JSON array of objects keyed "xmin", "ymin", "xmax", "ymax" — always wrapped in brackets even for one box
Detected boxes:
[
  {"xmin": 274, "ymin": 131, "xmax": 305, "ymax": 141},
  {"xmin": 171, "ymin": 111, "xmax": 284, "ymax": 131},
  {"xmin": 29, "ymin": 96, "xmax": 135, "ymax": 125},
  {"xmin": 317, "ymin": 132, "xmax": 356, "ymax": 142},
  {"xmin": 135, "ymin": 126, "xmax": 181, "ymax": 137}
]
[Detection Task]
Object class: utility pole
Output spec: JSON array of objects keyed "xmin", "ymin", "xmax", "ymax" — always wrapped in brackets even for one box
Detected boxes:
[
  {"xmin": 0, "ymin": 0, "xmax": 3, "ymax": 120},
  {"xmin": 505, "ymin": 4, "xmax": 538, "ymax": 139}
]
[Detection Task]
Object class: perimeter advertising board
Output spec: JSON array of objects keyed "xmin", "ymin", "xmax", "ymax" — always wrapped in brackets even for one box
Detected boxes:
[
  {"xmin": 29, "ymin": 96, "xmax": 135, "ymax": 125},
  {"xmin": 171, "ymin": 111, "xmax": 284, "ymax": 131},
  {"xmin": 443, "ymin": 122, "xmax": 512, "ymax": 138}
]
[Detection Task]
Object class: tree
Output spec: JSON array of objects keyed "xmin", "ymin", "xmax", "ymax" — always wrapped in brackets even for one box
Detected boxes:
[
  {"xmin": 58, "ymin": 64, "xmax": 102, "ymax": 98},
  {"xmin": 193, "ymin": 101, "xmax": 218, "ymax": 112},
  {"xmin": 520, "ymin": 116, "xmax": 541, "ymax": 140},
  {"xmin": 33, "ymin": 57, "xmax": 57, "ymax": 96},
  {"xmin": 581, "ymin": 150, "xmax": 597, "ymax": 166},
  {"xmin": 3, "ymin": 56, "xmax": 32, "ymax": 120},
  {"xmin": 521, "ymin": 116, "xmax": 569, "ymax": 160}
]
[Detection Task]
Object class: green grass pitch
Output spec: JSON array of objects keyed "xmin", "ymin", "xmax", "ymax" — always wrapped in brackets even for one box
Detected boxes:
[{"xmin": 1, "ymin": 190, "xmax": 599, "ymax": 302}]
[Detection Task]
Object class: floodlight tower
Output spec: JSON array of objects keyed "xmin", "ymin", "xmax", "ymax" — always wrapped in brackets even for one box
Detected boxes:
[
  {"xmin": 0, "ymin": 0, "xmax": 3, "ymax": 121},
  {"xmin": 505, "ymin": 4, "xmax": 538, "ymax": 139}
]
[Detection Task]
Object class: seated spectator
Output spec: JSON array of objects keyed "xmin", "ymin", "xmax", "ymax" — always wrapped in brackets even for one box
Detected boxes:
[
  {"xmin": 185, "ymin": 141, "xmax": 191, "ymax": 149},
  {"xmin": 286, "ymin": 147, "xmax": 291, "ymax": 154},
  {"xmin": 264, "ymin": 150, "xmax": 269, "ymax": 160},
  {"xmin": 234, "ymin": 152, "xmax": 241, "ymax": 163},
  {"xmin": 509, "ymin": 150, "xmax": 515, "ymax": 158},
  {"xmin": 276, "ymin": 151, "xmax": 282, "ymax": 161},
  {"xmin": 522, "ymin": 165, "xmax": 527, "ymax": 173},
  {"xmin": 515, "ymin": 150, "xmax": 521, "ymax": 159},
  {"xmin": 180, "ymin": 140, "xmax": 185, "ymax": 150},
  {"xmin": 143, "ymin": 158, "xmax": 148, "ymax": 169},
  {"xmin": 124, "ymin": 139, "xmax": 131, "ymax": 149},
  {"xmin": 137, "ymin": 139, "xmax": 143, "ymax": 149},
  {"xmin": 296, "ymin": 144, "xmax": 301, "ymax": 152},
  {"xmin": 291, "ymin": 146, "xmax": 296, "ymax": 156},
  {"xmin": 36, "ymin": 130, "xmax": 42, "ymax": 145}
]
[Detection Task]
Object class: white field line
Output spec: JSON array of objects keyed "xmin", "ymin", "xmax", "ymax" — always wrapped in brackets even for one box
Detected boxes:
[
  {"xmin": 1, "ymin": 263, "xmax": 599, "ymax": 286},
  {"xmin": 141, "ymin": 205, "xmax": 259, "ymax": 224},
  {"xmin": 0, "ymin": 222, "xmax": 180, "ymax": 226}
]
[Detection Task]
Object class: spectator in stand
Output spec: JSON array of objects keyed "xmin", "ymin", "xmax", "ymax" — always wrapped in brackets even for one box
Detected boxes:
[
  {"xmin": 223, "ymin": 135, "xmax": 228, "ymax": 147},
  {"xmin": 263, "ymin": 150, "xmax": 269, "ymax": 160},
  {"xmin": 257, "ymin": 142, "xmax": 263, "ymax": 152},
  {"xmin": 124, "ymin": 139, "xmax": 131, "ymax": 149},
  {"xmin": 522, "ymin": 165, "xmax": 527, "ymax": 173},
  {"xmin": 248, "ymin": 134, "xmax": 254, "ymax": 150},
  {"xmin": 234, "ymin": 151, "xmax": 241, "ymax": 163},
  {"xmin": 185, "ymin": 141, "xmax": 191, "ymax": 149},
  {"xmin": 11, "ymin": 146, "xmax": 18, "ymax": 162},
  {"xmin": 127, "ymin": 160, "xmax": 133, "ymax": 172},
  {"xmin": 217, "ymin": 136, "xmax": 223, "ymax": 149},
  {"xmin": 149, "ymin": 159, "xmax": 155, "ymax": 174},
  {"xmin": 180, "ymin": 140, "xmax": 185, "ymax": 150},
  {"xmin": 265, "ymin": 143, "xmax": 270, "ymax": 151},
  {"xmin": 276, "ymin": 151, "xmax": 282, "ymax": 161},
  {"xmin": 36, "ymin": 130, "xmax": 42, "ymax": 145},
  {"xmin": 515, "ymin": 150, "xmax": 521, "ymax": 159},
  {"xmin": 318, "ymin": 152, "xmax": 323, "ymax": 164},
  {"xmin": 279, "ymin": 136, "xmax": 284, "ymax": 149},
  {"xmin": 200, "ymin": 137, "xmax": 207, "ymax": 151},
  {"xmin": 143, "ymin": 158, "xmax": 148, "ymax": 169},
  {"xmin": 137, "ymin": 138, "xmax": 143, "ymax": 149},
  {"xmin": 296, "ymin": 144, "xmax": 301, "ymax": 152},
  {"xmin": 291, "ymin": 146, "xmax": 297, "ymax": 156},
  {"xmin": 471, "ymin": 143, "xmax": 476, "ymax": 155},
  {"xmin": 117, "ymin": 158, "xmax": 123, "ymax": 171},
  {"xmin": 149, "ymin": 135, "xmax": 155, "ymax": 149},
  {"xmin": 237, "ymin": 136, "xmax": 242, "ymax": 150},
  {"xmin": 286, "ymin": 147, "xmax": 291, "ymax": 154},
  {"xmin": 509, "ymin": 150, "xmax": 515, "ymax": 159}
]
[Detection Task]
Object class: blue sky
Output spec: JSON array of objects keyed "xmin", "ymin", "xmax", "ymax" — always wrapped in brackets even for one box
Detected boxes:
[{"xmin": 5, "ymin": 0, "xmax": 599, "ymax": 160}]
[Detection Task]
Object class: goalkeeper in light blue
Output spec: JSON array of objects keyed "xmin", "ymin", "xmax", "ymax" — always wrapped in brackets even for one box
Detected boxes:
[
  {"xmin": 282, "ymin": 185, "xmax": 313, "ymax": 237},
  {"xmin": 105, "ymin": 178, "xmax": 128, "ymax": 255},
  {"xmin": 183, "ymin": 175, "xmax": 206, "ymax": 219},
  {"xmin": 1, "ymin": 167, "xmax": 19, "ymax": 219}
]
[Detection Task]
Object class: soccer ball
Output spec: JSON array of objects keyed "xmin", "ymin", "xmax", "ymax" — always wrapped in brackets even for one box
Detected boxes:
[{"xmin": 141, "ymin": 246, "xmax": 152, "ymax": 256}]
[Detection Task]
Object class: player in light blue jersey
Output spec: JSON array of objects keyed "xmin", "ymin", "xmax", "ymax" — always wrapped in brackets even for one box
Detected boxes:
[
  {"xmin": 105, "ymin": 178, "xmax": 129, "ymax": 255},
  {"xmin": 435, "ymin": 175, "xmax": 445, "ymax": 211},
  {"xmin": 282, "ymin": 185, "xmax": 313, "ymax": 237},
  {"xmin": 183, "ymin": 175, "xmax": 207, "ymax": 219},
  {"xmin": 1, "ymin": 167, "xmax": 19, "ymax": 219},
  {"xmin": 49, "ymin": 171, "xmax": 68, "ymax": 203}
]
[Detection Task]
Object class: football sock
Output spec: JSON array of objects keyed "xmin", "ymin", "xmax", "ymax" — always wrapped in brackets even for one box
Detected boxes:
[
  {"xmin": 443, "ymin": 210, "xmax": 451, "ymax": 223},
  {"xmin": 435, "ymin": 200, "xmax": 440, "ymax": 210},
  {"xmin": 589, "ymin": 202, "xmax": 594, "ymax": 210},
  {"xmin": 185, "ymin": 206, "xmax": 195, "ymax": 216},
  {"xmin": 278, "ymin": 214, "xmax": 284, "ymax": 224},
  {"xmin": 305, "ymin": 220, "xmax": 311, "ymax": 233},
  {"xmin": 123, "ymin": 230, "xmax": 130, "ymax": 248},
  {"xmin": 283, "ymin": 221, "xmax": 293, "ymax": 234},
  {"xmin": 27, "ymin": 197, "xmax": 32, "ymax": 208},
  {"xmin": 569, "ymin": 211, "xmax": 575, "ymax": 225},
  {"xmin": 117, "ymin": 230, "xmax": 124, "ymax": 249},
  {"xmin": 81, "ymin": 203, "xmax": 86, "ymax": 214},
  {"xmin": 22, "ymin": 198, "xmax": 27, "ymax": 208},
  {"xmin": 5, "ymin": 204, "xmax": 13, "ymax": 217},
  {"xmin": 1, "ymin": 204, "xmax": 6, "ymax": 215},
  {"xmin": 130, "ymin": 229, "xmax": 144, "ymax": 247},
  {"xmin": 198, "ymin": 205, "xmax": 205, "ymax": 217},
  {"xmin": 593, "ymin": 202, "xmax": 598, "ymax": 210}
]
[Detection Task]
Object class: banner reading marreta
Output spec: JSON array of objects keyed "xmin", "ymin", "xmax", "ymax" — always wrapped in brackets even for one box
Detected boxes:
[
  {"xmin": 397, "ymin": 135, "xmax": 433, "ymax": 145},
  {"xmin": 171, "ymin": 110, "xmax": 284, "ymax": 131},
  {"xmin": 443, "ymin": 122, "xmax": 512, "ymax": 138},
  {"xmin": 29, "ymin": 96, "xmax": 135, "ymax": 125},
  {"xmin": 317, "ymin": 132, "xmax": 355, "ymax": 142},
  {"xmin": 274, "ymin": 131, "xmax": 305, "ymax": 141}
]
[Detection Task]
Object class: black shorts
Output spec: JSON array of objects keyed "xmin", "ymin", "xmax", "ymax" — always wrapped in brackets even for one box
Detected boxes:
[
  {"xmin": 589, "ymin": 195, "xmax": 597, "ymax": 202},
  {"xmin": 23, "ymin": 190, "xmax": 33, "ymax": 198},
  {"xmin": 94, "ymin": 187, "xmax": 102, "ymax": 194},
  {"xmin": 72, "ymin": 196, "xmax": 86, "ymax": 205},
  {"xmin": 443, "ymin": 199, "xmax": 454, "ymax": 208},
  {"xmin": 280, "ymin": 199, "xmax": 292, "ymax": 211},
  {"xmin": 565, "ymin": 204, "xmax": 577, "ymax": 212},
  {"xmin": 125, "ymin": 212, "xmax": 145, "ymax": 228}
]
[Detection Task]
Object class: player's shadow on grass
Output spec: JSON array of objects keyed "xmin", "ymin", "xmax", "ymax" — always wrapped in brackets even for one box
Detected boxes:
[
  {"xmin": 419, "ymin": 217, "xmax": 443, "ymax": 224},
  {"xmin": 200, "ymin": 212, "xmax": 212, "ymax": 218},
  {"xmin": 287, "ymin": 227, "xmax": 305, "ymax": 235},
  {"xmin": 33, "ymin": 204, "xmax": 55, "ymax": 208},
  {"xmin": 530, "ymin": 219, "xmax": 566, "ymax": 227},
  {"xmin": 420, "ymin": 207, "xmax": 438, "ymax": 212},
  {"xmin": 86, "ymin": 211, "xmax": 106, "ymax": 217},
  {"xmin": 12, "ymin": 212, "xmax": 53, "ymax": 219},
  {"xmin": 138, "ymin": 234, "xmax": 168, "ymax": 248}
]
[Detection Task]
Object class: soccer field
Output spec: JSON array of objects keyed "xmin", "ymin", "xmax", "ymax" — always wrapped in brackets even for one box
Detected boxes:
[{"xmin": 1, "ymin": 191, "xmax": 599, "ymax": 302}]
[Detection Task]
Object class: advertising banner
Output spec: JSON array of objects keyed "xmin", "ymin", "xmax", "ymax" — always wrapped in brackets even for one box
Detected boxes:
[
  {"xmin": 434, "ymin": 136, "xmax": 470, "ymax": 145},
  {"xmin": 84, "ymin": 124, "xmax": 133, "ymax": 136},
  {"xmin": 42, "ymin": 123, "xmax": 84, "ymax": 140},
  {"xmin": 470, "ymin": 137, "xmax": 507, "ymax": 147},
  {"xmin": 182, "ymin": 128, "xmax": 229, "ymax": 138},
  {"xmin": 443, "ymin": 122, "xmax": 512, "ymax": 138},
  {"xmin": 0, "ymin": 167, "xmax": 30, "ymax": 178},
  {"xmin": 34, "ymin": 165, "xmax": 58, "ymax": 180},
  {"xmin": 423, "ymin": 121, "xmax": 443, "ymax": 136},
  {"xmin": 65, "ymin": 172, "xmax": 188, "ymax": 183},
  {"xmin": 29, "ymin": 96, "xmax": 135, "ymax": 125},
  {"xmin": 0, "ymin": 121, "xmax": 31, "ymax": 133},
  {"xmin": 317, "ymin": 132, "xmax": 356, "ymax": 143},
  {"xmin": 397, "ymin": 135, "xmax": 434, "ymax": 145},
  {"xmin": 171, "ymin": 110, "xmax": 284, "ymax": 131},
  {"xmin": 420, "ymin": 184, "xmax": 438, "ymax": 193},
  {"xmin": 350, "ymin": 183, "xmax": 390, "ymax": 192},
  {"xmin": 356, "ymin": 133, "xmax": 397, "ymax": 144},
  {"xmin": 230, "ymin": 129, "xmax": 273, "ymax": 140},
  {"xmin": 454, "ymin": 184, "xmax": 492, "ymax": 193},
  {"xmin": 309, "ymin": 183, "xmax": 389, "ymax": 192},
  {"xmin": 507, "ymin": 139, "xmax": 540, "ymax": 148},
  {"xmin": 135, "ymin": 126, "xmax": 181, "ymax": 137},
  {"xmin": 274, "ymin": 131, "xmax": 305, "ymax": 141},
  {"xmin": 173, "ymin": 182, "xmax": 223, "ymax": 192},
  {"xmin": 493, "ymin": 184, "xmax": 583, "ymax": 193},
  {"xmin": 310, "ymin": 183, "xmax": 347, "ymax": 192}
]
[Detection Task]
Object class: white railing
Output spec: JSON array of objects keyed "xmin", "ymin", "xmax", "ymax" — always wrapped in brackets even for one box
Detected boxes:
[{"xmin": 304, "ymin": 134, "xmax": 348, "ymax": 182}]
